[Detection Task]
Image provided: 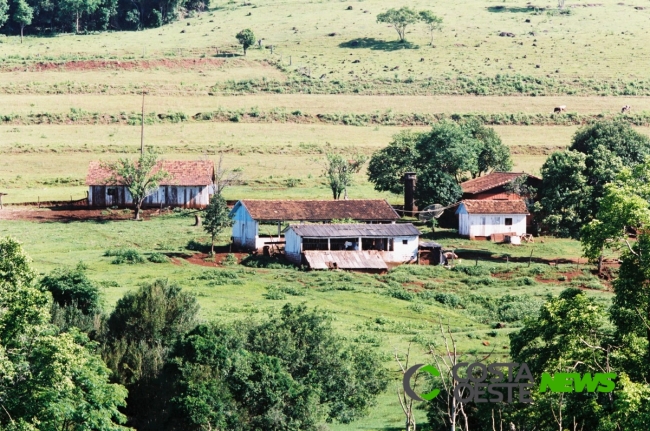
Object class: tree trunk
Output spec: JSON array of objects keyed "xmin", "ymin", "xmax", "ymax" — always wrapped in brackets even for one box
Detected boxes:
[
  {"xmin": 211, "ymin": 235, "xmax": 215, "ymax": 254},
  {"xmin": 134, "ymin": 203, "xmax": 141, "ymax": 220},
  {"xmin": 597, "ymin": 254, "xmax": 604, "ymax": 274},
  {"xmin": 20, "ymin": 26, "xmax": 24, "ymax": 43},
  {"xmin": 76, "ymin": 12, "xmax": 80, "ymax": 33}
]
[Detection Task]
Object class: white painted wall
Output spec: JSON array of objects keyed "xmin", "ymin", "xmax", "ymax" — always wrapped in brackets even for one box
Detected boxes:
[
  {"xmin": 230, "ymin": 203, "xmax": 259, "ymax": 250},
  {"xmin": 456, "ymin": 204, "xmax": 526, "ymax": 238},
  {"xmin": 89, "ymin": 186, "xmax": 210, "ymax": 208},
  {"xmin": 285, "ymin": 229, "xmax": 302, "ymax": 264}
]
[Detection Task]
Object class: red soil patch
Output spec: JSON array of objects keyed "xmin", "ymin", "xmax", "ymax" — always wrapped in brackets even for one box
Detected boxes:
[
  {"xmin": 0, "ymin": 206, "xmax": 164, "ymax": 222},
  {"xmin": 182, "ymin": 252, "xmax": 248, "ymax": 267},
  {"xmin": 4, "ymin": 58, "xmax": 267, "ymax": 73}
]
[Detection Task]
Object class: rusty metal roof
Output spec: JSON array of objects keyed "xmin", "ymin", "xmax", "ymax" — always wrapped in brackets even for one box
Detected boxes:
[
  {"xmin": 461, "ymin": 172, "xmax": 540, "ymax": 194},
  {"xmin": 239, "ymin": 199, "xmax": 400, "ymax": 221},
  {"xmin": 460, "ymin": 199, "xmax": 529, "ymax": 215},
  {"xmin": 86, "ymin": 160, "xmax": 214, "ymax": 186},
  {"xmin": 289, "ymin": 223, "xmax": 420, "ymax": 238},
  {"xmin": 303, "ymin": 250, "xmax": 388, "ymax": 270}
]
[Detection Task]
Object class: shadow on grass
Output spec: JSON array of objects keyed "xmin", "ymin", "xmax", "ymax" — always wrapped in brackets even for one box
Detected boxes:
[
  {"xmin": 487, "ymin": 5, "xmax": 534, "ymax": 13},
  {"xmin": 213, "ymin": 52, "xmax": 243, "ymax": 58},
  {"xmin": 339, "ymin": 38, "xmax": 419, "ymax": 51}
]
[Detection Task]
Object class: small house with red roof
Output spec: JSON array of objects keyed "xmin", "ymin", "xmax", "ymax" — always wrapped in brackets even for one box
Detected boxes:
[
  {"xmin": 456, "ymin": 199, "xmax": 529, "ymax": 240},
  {"xmin": 86, "ymin": 160, "xmax": 215, "ymax": 209},
  {"xmin": 461, "ymin": 172, "xmax": 541, "ymax": 201}
]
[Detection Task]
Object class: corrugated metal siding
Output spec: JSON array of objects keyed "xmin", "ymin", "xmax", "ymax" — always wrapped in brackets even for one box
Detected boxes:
[
  {"xmin": 89, "ymin": 185, "xmax": 208, "ymax": 208},
  {"xmin": 231, "ymin": 204, "xmax": 259, "ymax": 250},
  {"xmin": 290, "ymin": 223, "xmax": 420, "ymax": 238},
  {"xmin": 303, "ymin": 251, "xmax": 388, "ymax": 270}
]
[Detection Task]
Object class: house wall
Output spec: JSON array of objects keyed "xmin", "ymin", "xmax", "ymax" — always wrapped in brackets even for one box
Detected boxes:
[
  {"xmin": 230, "ymin": 204, "xmax": 259, "ymax": 250},
  {"xmin": 88, "ymin": 185, "xmax": 210, "ymax": 208},
  {"xmin": 467, "ymin": 214, "xmax": 527, "ymax": 238},
  {"xmin": 285, "ymin": 229, "xmax": 302, "ymax": 264}
]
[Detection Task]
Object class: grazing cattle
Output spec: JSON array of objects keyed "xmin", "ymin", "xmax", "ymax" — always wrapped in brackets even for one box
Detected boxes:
[
  {"xmin": 553, "ymin": 105, "xmax": 567, "ymax": 113},
  {"xmin": 622, "ymin": 105, "xmax": 631, "ymax": 113}
]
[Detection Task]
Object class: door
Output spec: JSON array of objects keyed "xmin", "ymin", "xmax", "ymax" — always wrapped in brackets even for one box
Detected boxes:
[{"xmin": 479, "ymin": 216, "xmax": 486, "ymax": 237}]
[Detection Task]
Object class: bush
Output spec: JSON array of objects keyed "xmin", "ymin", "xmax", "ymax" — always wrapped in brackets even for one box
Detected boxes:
[
  {"xmin": 264, "ymin": 286, "xmax": 287, "ymax": 300},
  {"xmin": 453, "ymin": 265, "xmax": 492, "ymax": 277},
  {"xmin": 40, "ymin": 263, "xmax": 102, "ymax": 316},
  {"xmin": 386, "ymin": 287, "xmax": 415, "ymax": 301},
  {"xmin": 194, "ymin": 270, "xmax": 244, "ymax": 286},
  {"xmin": 105, "ymin": 248, "xmax": 145, "ymax": 264},
  {"xmin": 222, "ymin": 253, "xmax": 238, "ymax": 266},
  {"xmin": 148, "ymin": 252, "xmax": 169, "ymax": 263},
  {"xmin": 433, "ymin": 292, "xmax": 462, "ymax": 308}
]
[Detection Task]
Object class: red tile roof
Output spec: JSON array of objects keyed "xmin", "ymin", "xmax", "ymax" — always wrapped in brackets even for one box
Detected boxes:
[
  {"xmin": 461, "ymin": 199, "xmax": 529, "ymax": 214},
  {"xmin": 86, "ymin": 160, "xmax": 214, "ymax": 186},
  {"xmin": 461, "ymin": 172, "xmax": 539, "ymax": 194},
  {"xmin": 238, "ymin": 199, "xmax": 400, "ymax": 221}
]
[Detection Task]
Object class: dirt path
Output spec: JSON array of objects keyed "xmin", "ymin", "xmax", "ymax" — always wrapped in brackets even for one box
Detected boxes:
[{"xmin": 0, "ymin": 206, "xmax": 161, "ymax": 222}]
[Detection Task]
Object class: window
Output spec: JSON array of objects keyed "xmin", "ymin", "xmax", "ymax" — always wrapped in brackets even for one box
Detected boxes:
[
  {"xmin": 402, "ymin": 239, "xmax": 408, "ymax": 245},
  {"xmin": 505, "ymin": 218, "xmax": 513, "ymax": 226}
]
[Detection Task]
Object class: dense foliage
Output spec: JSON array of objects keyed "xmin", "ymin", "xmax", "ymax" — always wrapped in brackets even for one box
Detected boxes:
[
  {"xmin": 367, "ymin": 121, "xmax": 511, "ymax": 207},
  {"xmin": 536, "ymin": 121, "xmax": 650, "ymax": 238},
  {"xmin": 0, "ymin": 0, "xmax": 208, "ymax": 35}
]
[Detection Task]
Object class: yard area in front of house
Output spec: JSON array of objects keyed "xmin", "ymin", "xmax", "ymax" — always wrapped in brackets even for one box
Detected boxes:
[{"xmin": 0, "ymin": 211, "xmax": 614, "ymax": 431}]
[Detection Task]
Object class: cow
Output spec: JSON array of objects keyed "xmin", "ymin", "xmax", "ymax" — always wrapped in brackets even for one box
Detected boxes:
[
  {"xmin": 553, "ymin": 105, "xmax": 567, "ymax": 113},
  {"xmin": 622, "ymin": 105, "xmax": 631, "ymax": 113}
]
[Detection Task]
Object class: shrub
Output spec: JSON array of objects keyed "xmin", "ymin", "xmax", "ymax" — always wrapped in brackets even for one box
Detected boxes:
[
  {"xmin": 453, "ymin": 265, "xmax": 492, "ymax": 277},
  {"xmin": 105, "ymin": 248, "xmax": 145, "ymax": 264},
  {"xmin": 433, "ymin": 292, "xmax": 461, "ymax": 308},
  {"xmin": 222, "ymin": 253, "xmax": 238, "ymax": 266},
  {"xmin": 148, "ymin": 252, "xmax": 169, "ymax": 263},
  {"xmin": 387, "ymin": 287, "xmax": 415, "ymax": 301},
  {"xmin": 263, "ymin": 286, "xmax": 287, "ymax": 300}
]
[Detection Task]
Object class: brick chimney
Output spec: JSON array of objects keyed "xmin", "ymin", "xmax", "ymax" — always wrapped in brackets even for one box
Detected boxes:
[{"xmin": 404, "ymin": 172, "xmax": 417, "ymax": 217}]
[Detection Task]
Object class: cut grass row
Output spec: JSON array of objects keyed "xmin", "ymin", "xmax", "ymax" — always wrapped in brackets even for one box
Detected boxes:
[
  {"xmin": 4, "ymin": 107, "xmax": 650, "ymax": 127},
  {"xmin": 6, "ymin": 94, "xmax": 650, "ymax": 115}
]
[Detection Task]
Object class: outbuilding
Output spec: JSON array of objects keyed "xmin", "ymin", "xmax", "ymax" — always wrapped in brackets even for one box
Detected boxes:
[
  {"xmin": 229, "ymin": 199, "xmax": 400, "ymax": 251},
  {"xmin": 456, "ymin": 200, "xmax": 528, "ymax": 240},
  {"xmin": 86, "ymin": 160, "xmax": 215, "ymax": 209},
  {"xmin": 460, "ymin": 172, "xmax": 541, "ymax": 201},
  {"xmin": 284, "ymin": 223, "xmax": 420, "ymax": 270}
]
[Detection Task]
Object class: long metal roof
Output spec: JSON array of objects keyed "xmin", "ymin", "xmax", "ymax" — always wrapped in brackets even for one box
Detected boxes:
[
  {"xmin": 288, "ymin": 223, "xmax": 420, "ymax": 238},
  {"xmin": 303, "ymin": 250, "xmax": 388, "ymax": 270}
]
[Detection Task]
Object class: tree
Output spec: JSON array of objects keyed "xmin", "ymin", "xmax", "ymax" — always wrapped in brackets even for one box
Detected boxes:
[
  {"xmin": 462, "ymin": 120, "xmax": 513, "ymax": 177},
  {"xmin": 367, "ymin": 130, "xmax": 421, "ymax": 195},
  {"xmin": 376, "ymin": 7, "xmax": 420, "ymax": 42},
  {"xmin": 214, "ymin": 153, "xmax": 242, "ymax": 196},
  {"xmin": 59, "ymin": 0, "xmax": 101, "ymax": 32},
  {"xmin": 13, "ymin": 0, "xmax": 32, "ymax": 43},
  {"xmin": 0, "ymin": 0, "xmax": 8, "ymax": 29},
  {"xmin": 324, "ymin": 153, "xmax": 368, "ymax": 200},
  {"xmin": 102, "ymin": 279, "xmax": 199, "ymax": 430},
  {"xmin": 418, "ymin": 10, "xmax": 442, "ymax": 46},
  {"xmin": 0, "ymin": 237, "xmax": 129, "ymax": 431},
  {"xmin": 415, "ymin": 121, "xmax": 481, "ymax": 183},
  {"xmin": 569, "ymin": 120, "xmax": 650, "ymax": 215},
  {"xmin": 236, "ymin": 28, "xmax": 255, "ymax": 55},
  {"xmin": 534, "ymin": 151, "xmax": 592, "ymax": 238},
  {"xmin": 103, "ymin": 149, "xmax": 169, "ymax": 220},
  {"xmin": 203, "ymin": 193, "xmax": 233, "ymax": 254},
  {"xmin": 414, "ymin": 170, "xmax": 462, "ymax": 208}
]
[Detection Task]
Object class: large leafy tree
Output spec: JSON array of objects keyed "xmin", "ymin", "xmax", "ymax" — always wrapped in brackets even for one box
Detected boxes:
[
  {"xmin": 103, "ymin": 148, "xmax": 169, "ymax": 221},
  {"xmin": 462, "ymin": 120, "xmax": 513, "ymax": 177},
  {"xmin": 168, "ymin": 304, "xmax": 388, "ymax": 430},
  {"xmin": 0, "ymin": 0, "xmax": 8, "ymax": 28},
  {"xmin": 0, "ymin": 237, "xmax": 129, "ymax": 431},
  {"xmin": 376, "ymin": 7, "xmax": 420, "ymax": 42},
  {"xmin": 534, "ymin": 151, "xmax": 592, "ymax": 238},
  {"xmin": 418, "ymin": 10, "xmax": 442, "ymax": 46},
  {"xmin": 366, "ymin": 130, "xmax": 422, "ymax": 195},
  {"xmin": 203, "ymin": 193, "xmax": 232, "ymax": 254}
]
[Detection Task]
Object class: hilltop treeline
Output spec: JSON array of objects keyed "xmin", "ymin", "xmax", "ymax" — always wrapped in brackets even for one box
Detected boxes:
[{"xmin": 0, "ymin": 0, "xmax": 208, "ymax": 35}]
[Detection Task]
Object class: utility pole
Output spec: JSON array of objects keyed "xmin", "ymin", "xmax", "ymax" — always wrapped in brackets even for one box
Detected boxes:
[{"xmin": 140, "ymin": 89, "xmax": 145, "ymax": 156}]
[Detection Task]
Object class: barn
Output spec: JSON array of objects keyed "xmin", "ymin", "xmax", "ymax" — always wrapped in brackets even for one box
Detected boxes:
[
  {"xmin": 86, "ymin": 160, "xmax": 214, "ymax": 209},
  {"xmin": 456, "ymin": 200, "xmax": 528, "ymax": 240},
  {"xmin": 229, "ymin": 199, "xmax": 400, "ymax": 251},
  {"xmin": 284, "ymin": 223, "xmax": 420, "ymax": 270}
]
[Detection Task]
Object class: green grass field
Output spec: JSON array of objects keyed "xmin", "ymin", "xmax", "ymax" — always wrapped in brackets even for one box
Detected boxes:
[{"xmin": 0, "ymin": 0, "xmax": 644, "ymax": 428}]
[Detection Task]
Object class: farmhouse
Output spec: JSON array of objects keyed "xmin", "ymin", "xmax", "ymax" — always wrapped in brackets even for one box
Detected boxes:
[
  {"xmin": 461, "ymin": 172, "xmax": 541, "ymax": 200},
  {"xmin": 284, "ymin": 223, "xmax": 420, "ymax": 270},
  {"xmin": 86, "ymin": 160, "xmax": 215, "ymax": 209},
  {"xmin": 456, "ymin": 199, "xmax": 529, "ymax": 240},
  {"xmin": 229, "ymin": 199, "xmax": 400, "ymax": 250}
]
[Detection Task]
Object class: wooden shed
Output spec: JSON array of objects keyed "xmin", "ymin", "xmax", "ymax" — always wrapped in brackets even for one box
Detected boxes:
[
  {"xmin": 229, "ymin": 199, "xmax": 400, "ymax": 251},
  {"xmin": 86, "ymin": 160, "xmax": 215, "ymax": 209}
]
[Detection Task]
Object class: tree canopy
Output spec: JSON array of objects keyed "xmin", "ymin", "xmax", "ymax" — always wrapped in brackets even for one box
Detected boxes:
[
  {"xmin": 324, "ymin": 153, "xmax": 367, "ymax": 200},
  {"xmin": 236, "ymin": 28, "xmax": 256, "ymax": 55},
  {"xmin": 203, "ymin": 193, "xmax": 233, "ymax": 253},
  {"xmin": 366, "ymin": 130, "xmax": 422, "ymax": 195},
  {"xmin": 376, "ymin": 7, "xmax": 420, "ymax": 42}
]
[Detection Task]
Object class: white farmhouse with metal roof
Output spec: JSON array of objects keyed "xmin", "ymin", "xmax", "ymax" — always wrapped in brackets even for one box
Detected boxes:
[{"xmin": 284, "ymin": 223, "xmax": 420, "ymax": 270}]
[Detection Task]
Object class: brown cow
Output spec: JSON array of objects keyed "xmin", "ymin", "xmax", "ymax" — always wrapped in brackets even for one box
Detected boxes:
[
  {"xmin": 553, "ymin": 105, "xmax": 567, "ymax": 113},
  {"xmin": 622, "ymin": 105, "xmax": 631, "ymax": 113}
]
